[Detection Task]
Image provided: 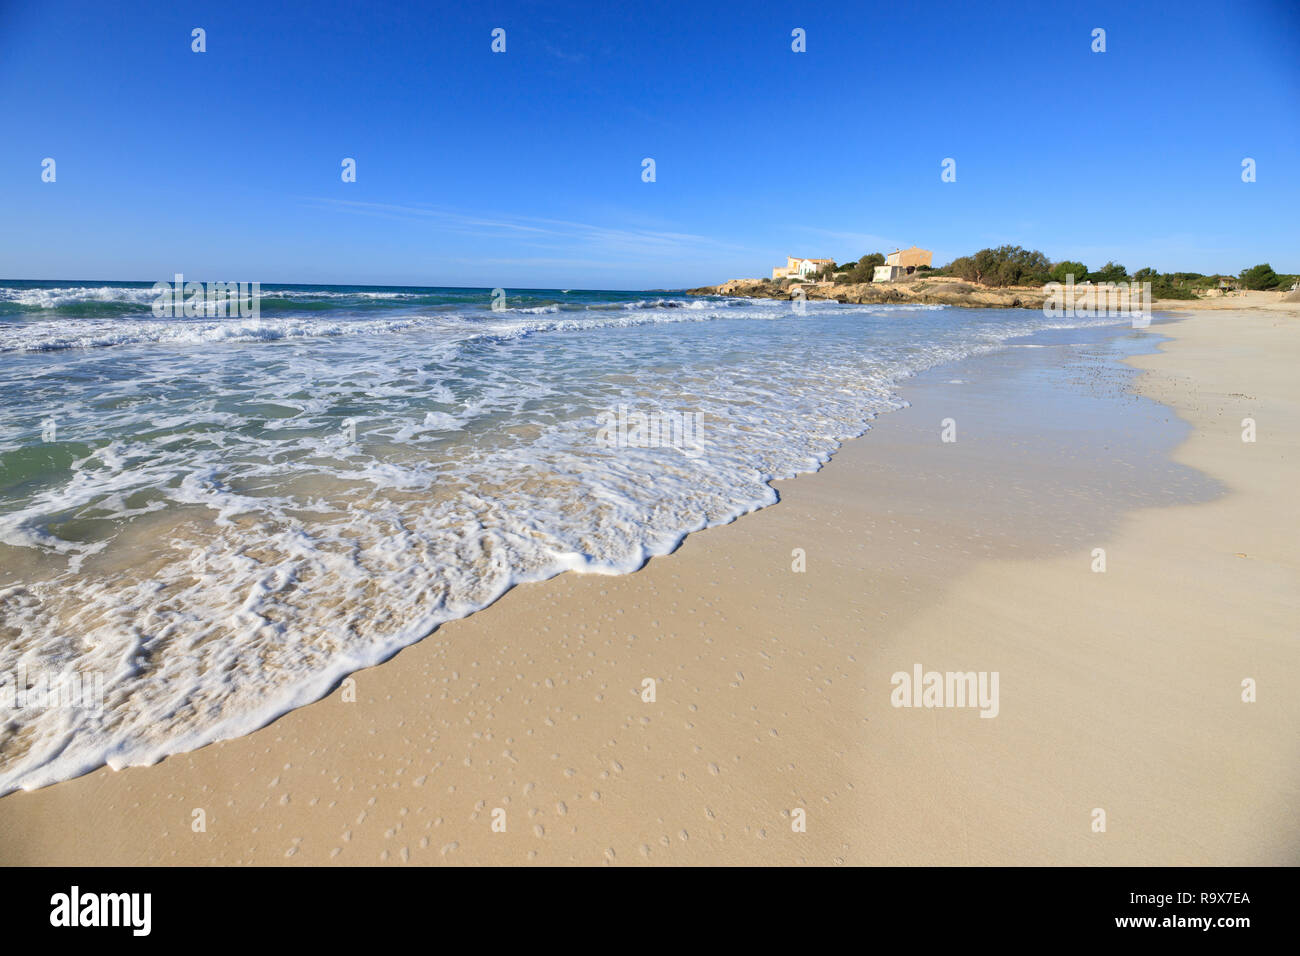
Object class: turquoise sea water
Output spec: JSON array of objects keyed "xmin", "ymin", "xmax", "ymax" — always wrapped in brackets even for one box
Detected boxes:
[{"xmin": 0, "ymin": 280, "xmax": 1125, "ymax": 793}]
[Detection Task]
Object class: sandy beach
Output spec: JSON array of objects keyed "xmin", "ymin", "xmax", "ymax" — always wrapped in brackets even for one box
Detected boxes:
[{"xmin": 1, "ymin": 306, "xmax": 1295, "ymax": 866}]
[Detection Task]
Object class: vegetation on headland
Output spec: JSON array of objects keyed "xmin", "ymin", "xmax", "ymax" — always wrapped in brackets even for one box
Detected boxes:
[
  {"xmin": 790, "ymin": 245, "xmax": 1296, "ymax": 300},
  {"xmin": 691, "ymin": 247, "xmax": 1297, "ymax": 310}
]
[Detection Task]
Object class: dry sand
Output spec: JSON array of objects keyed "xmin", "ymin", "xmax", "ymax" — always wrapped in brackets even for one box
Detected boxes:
[
  {"xmin": 0, "ymin": 308, "xmax": 1295, "ymax": 865},
  {"xmin": 1152, "ymin": 289, "xmax": 1300, "ymax": 311}
]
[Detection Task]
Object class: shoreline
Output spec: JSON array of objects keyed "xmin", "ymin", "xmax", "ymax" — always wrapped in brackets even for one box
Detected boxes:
[{"xmin": 1, "ymin": 307, "xmax": 1295, "ymax": 865}]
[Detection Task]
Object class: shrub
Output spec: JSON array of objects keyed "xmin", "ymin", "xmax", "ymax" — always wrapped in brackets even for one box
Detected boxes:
[{"xmin": 1149, "ymin": 280, "xmax": 1198, "ymax": 300}]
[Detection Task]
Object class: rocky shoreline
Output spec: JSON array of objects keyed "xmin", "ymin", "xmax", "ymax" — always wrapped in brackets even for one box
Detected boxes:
[{"xmin": 686, "ymin": 277, "xmax": 1049, "ymax": 309}]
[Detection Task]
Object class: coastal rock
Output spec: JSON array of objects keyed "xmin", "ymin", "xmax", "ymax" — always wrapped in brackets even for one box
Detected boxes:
[{"xmin": 689, "ymin": 277, "xmax": 1050, "ymax": 310}]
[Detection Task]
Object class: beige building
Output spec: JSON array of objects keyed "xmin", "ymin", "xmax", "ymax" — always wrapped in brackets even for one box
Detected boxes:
[
  {"xmin": 873, "ymin": 246, "xmax": 933, "ymax": 282},
  {"xmin": 773, "ymin": 256, "xmax": 834, "ymax": 280}
]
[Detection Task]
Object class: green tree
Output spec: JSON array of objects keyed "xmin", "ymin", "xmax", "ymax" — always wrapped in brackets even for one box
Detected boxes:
[
  {"xmin": 959, "ymin": 246, "xmax": 1051, "ymax": 286},
  {"xmin": 1088, "ymin": 261, "xmax": 1128, "ymax": 282},
  {"xmin": 838, "ymin": 252, "xmax": 885, "ymax": 283},
  {"xmin": 945, "ymin": 256, "xmax": 976, "ymax": 282},
  {"xmin": 1049, "ymin": 260, "xmax": 1089, "ymax": 283},
  {"xmin": 1239, "ymin": 263, "xmax": 1280, "ymax": 290}
]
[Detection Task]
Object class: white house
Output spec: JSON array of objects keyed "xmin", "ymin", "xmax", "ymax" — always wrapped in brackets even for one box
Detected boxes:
[{"xmin": 773, "ymin": 256, "xmax": 834, "ymax": 280}]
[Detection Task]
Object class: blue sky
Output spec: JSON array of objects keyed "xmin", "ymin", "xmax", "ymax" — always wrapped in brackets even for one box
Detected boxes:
[{"xmin": 1, "ymin": 0, "xmax": 1297, "ymax": 288}]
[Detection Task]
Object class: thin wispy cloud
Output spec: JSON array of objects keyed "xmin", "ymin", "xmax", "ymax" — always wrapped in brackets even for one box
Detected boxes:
[
  {"xmin": 789, "ymin": 226, "xmax": 906, "ymax": 258},
  {"xmin": 543, "ymin": 42, "xmax": 588, "ymax": 64},
  {"xmin": 307, "ymin": 198, "xmax": 760, "ymax": 262}
]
